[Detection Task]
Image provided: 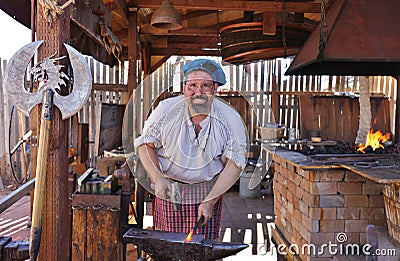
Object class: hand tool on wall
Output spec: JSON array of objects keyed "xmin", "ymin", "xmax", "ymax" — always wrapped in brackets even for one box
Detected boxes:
[{"xmin": 4, "ymin": 40, "xmax": 92, "ymax": 260}]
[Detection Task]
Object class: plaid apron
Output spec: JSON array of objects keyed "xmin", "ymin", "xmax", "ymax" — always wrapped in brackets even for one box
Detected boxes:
[{"xmin": 153, "ymin": 177, "xmax": 223, "ymax": 239}]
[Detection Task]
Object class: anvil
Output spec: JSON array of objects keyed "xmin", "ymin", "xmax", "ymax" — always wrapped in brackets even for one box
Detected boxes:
[{"xmin": 123, "ymin": 227, "xmax": 248, "ymax": 261}]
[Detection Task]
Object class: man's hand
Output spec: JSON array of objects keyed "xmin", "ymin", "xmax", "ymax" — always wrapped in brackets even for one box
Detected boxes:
[
  {"xmin": 198, "ymin": 200, "xmax": 215, "ymax": 224},
  {"xmin": 153, "ymin": 176, "xmax": 172, "ymax": 199},
  {"xmin": 113, "ymin": 161, "xmax": 130, "ymax": 178}
]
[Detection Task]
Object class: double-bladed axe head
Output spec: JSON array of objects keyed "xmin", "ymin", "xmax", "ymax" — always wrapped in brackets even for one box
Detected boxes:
[{"xmin": 3, "ymin": 40, "xmax": 92, "ymax": 119}]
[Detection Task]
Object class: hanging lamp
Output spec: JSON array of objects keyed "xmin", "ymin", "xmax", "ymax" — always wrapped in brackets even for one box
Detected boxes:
[{"xmin": 151, "ymin": 1, "xmax": 182, "ymax": 30}]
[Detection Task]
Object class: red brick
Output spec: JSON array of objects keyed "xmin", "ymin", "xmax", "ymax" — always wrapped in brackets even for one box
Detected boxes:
[
  {"xmin": 302, "ymin": 192, "xmax": 319, "ymax": 207},
  {"xmin": 360, "ymin": 207, "xmax": 385, "ymax": 220},
  {"xmin": 310, "ymin": 232, "xmax": 335, "ymax": 245},
  {"xmin": 298, "ymin": 223, "xmax": 311, "ymax": 242},
  {"xmin": 302, "ymin": 213, "xmax": 313, "ymax": 232},
  {"xmin": 320, "ymin": 220, "xmax": 344, "ymax": 232},
  {"xmin": 293, "ymin": 209, "xmax": 302, "ymax": 224},
  {"xmin": 320, "ymin": 170, "xmax": 345, "ymax": 182},
  {"xmin": 300, "ymin": 178, "xmax": 311, "ymax": 193},
  {"xmin": 292, "ymin": 215, "xmax": 300, "ymax": 232},
  {"xmin": 292, "ymin": 196, "xmax": 300, "ymax": 209},
  {"xmin": 369, "ymin": 195, "xmax": 384, "ymax": 207},
  {"xmin": 337, "ymin": 182, "xmax": 362, "ymax": 194},
  {"xmin": 344, "ymin": 171, "xmax": 366, "ymax": 182},
  {"xmin": 311, "ymin": 182, "xmax": 338, "ymax": 195},
  {"xmin": 296, "ymin": 186, "xmax": 305, "ymax": 200},
  {"xmin": 319, "ymin": 195, "xmax": 344, "ymax": 207},
  {"xmin": 344, "ymin": 195, "xmax": 369, "ymax": 207},
  {"xmin": 309, "ymin": 171, "xmax": 320, "ymax": 182},
  {"xmin": 287, "ymin": 202, "xmax": 294, "ymax": 215},
  {"xmin": 362, "ymin": 181, "xmax": 383, "ymax": 195},
  {"xmin": 286, "ymin": 190, "xmax": 293, "ymax": 203},
  {"xmin": 287, "ymin": 163, "xmax": 296, "ymax": 173},
  {"xmin": 287, "ymin": 182, "xmax": 297, "ymax": 195},
  {"xmin": 310, "ymin": 207, "xmax": 337, "ymax": 220},
  {"xmin": 336, "ymin": 207, "xmax": 360, "ymax": 219},
  {"xmin": 336, "ymin": 232, "xmax": 361, "ymax": 244},
  {"xmin": 359, "ymin": 232, "xmax": 367, "ymax": 245},
  {"xmin": 298, "ymin": 169, "xmax": 310, "ymax": 179},
  {"xmin": 292, "ymin": 172, "xmax": 303, "ymax": 186},
  {"xmin": 301, "ymin": 213, "xmax": 320, "ymax": 233},
  {"xmin": 345, "ymin": 220, "xmax": 369, "ymax": 233},
  {"xmin": 299, "ymin": 200, "xmax": 309, "ymax": 215},
  {"xmin": 368, "ymin": 218, "xmax": 386, "ymax": 227}
]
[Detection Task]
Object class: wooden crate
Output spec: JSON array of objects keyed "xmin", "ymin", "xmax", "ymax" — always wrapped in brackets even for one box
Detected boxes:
[{"xmin": 71, "ymin": 192, "xmax": 122, "ymax": 261}]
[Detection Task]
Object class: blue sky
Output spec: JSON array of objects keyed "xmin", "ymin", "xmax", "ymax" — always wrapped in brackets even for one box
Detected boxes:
[{"xmin": 0, "ymin": 10, "xmax": 31, "ymax": 61}]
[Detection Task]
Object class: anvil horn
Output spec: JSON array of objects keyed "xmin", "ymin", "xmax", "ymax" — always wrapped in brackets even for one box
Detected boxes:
[{"xmin": 123, "ymin": 228, "xmax": 248, "ymax": 261}]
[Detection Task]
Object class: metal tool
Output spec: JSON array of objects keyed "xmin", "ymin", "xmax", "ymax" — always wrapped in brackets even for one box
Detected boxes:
[
  {"xmin": 171, "ymin": 181, "xmax": 182, "ymax": 211},
  {"xmin": 185, "ymin": 215, "xmax": 205, "ymax": 243},
  {"xmin": 4, "ymin": 41, "xmax": 92, "ymax": 260},
  {"xmin": 123, "ymin": 227, "xmax": 248, "ymax": 261}
]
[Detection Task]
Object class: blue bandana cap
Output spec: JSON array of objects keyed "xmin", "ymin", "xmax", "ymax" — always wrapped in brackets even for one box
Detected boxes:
[{"xmin": 182, "ymin": 59, "xmax": 226, "ymax": 86}]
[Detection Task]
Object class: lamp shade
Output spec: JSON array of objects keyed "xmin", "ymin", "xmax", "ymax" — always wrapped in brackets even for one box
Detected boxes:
[{"xmin": 151, "ymin": 1, "xmax": 182, "ymax": 30}]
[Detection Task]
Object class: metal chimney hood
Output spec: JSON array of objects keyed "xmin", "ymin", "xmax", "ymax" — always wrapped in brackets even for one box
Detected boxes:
[{"xmin": 286, "ymin": 0, "xmax": 400, "ymax": 76}]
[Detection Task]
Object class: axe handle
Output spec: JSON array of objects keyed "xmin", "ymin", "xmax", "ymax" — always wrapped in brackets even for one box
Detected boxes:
[{"xmin": 29, "ymin": 90, "xmax": 54, "ymax": 261}]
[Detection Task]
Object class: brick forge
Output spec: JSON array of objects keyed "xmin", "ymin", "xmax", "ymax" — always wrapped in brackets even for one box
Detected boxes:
[{"xmin": 271, "ymin": 153, "xmax": 385, "ymax": 261}]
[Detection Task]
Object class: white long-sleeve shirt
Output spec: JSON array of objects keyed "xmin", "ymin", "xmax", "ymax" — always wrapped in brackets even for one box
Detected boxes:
[{"xmin": 134, "ymin": 95, "xmax": 247, "ymax": 184}]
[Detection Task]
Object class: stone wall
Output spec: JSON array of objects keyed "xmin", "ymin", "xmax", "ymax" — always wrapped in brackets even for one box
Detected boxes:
[{"xmin": 272, "ymin": 154, "xmax": 385, "ymax": 260}]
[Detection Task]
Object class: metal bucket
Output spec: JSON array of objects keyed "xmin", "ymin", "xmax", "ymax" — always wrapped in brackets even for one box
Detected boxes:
[{"xmin": 239, "ymin": 165, "xmax": 261, "ymax": 199}]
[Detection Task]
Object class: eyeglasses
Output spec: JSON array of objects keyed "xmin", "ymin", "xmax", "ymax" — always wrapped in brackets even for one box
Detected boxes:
[{"xmin": 186, "ymin": 80, "xmax": 214, "ymax": 92}]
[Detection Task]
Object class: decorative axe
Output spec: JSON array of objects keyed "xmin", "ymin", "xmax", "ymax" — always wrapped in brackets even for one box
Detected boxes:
[{"xmin": 3, "ymin": 40, "xmax": 92, "ymax": 260}]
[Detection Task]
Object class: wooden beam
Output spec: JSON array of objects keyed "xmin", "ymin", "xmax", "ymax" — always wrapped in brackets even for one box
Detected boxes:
[
  {"xmin": 103, "ymin": 0, "xmax": 129, "ymax": 25},
  {"xmin": 128, "ymin": 11, "xmax": 138, "ymax": 97},
  {"xmin": 92, "ymin": 83, "xmax": 128, "ymax": 92},
  {"xmin": 151, "ymin": 55, "xmax": 172, "ymax": 74},
  {"xmin": 181, "ymin": 10, "xmax": 216, "ymax": 20},
  {"xmin": 151, "ymin": 48, "xmax": 219, "ymax": 56},
  {"xmin": 0, "ymin": 178, "xmax": 35, "ymax": 214},
  {"xmin": 167, "ymin": 43, "xmax": 218, "ymax": 49},
  {"xmin": 71, "ymin": 0, "xmax": 110, "ymax": 45},
  {"xmin": 128, "ymin": 0, "xmax": 321, "ymax": 12},
  {"xmin": 140, "ymin": 25, "xmax": 217, "ymax": 36}
]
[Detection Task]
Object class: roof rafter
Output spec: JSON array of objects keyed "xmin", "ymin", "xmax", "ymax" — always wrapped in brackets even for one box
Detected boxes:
[{"xmin": 127, "ymin": 0, "xmax": 321, "ymax": 12}]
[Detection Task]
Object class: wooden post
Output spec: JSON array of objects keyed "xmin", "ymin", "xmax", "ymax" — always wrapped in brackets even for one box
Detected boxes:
[
  {"xmin": 395, "ymin": 77, "xmax": 400, "ymax": 143},
  {"xmin": 127, "ymin": 10, "xmax": 138, "ymax": 100},
  {"xmin": 0, "ymin": 60, "xmax": 6, "ymax": 188},
  {"xmin": 32, "ymin": 0, "xmax": 71, "ymax": 259}
]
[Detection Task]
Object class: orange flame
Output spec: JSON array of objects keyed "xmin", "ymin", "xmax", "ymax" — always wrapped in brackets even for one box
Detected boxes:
[
  {"xmin": 357, "ymin": 129, "xmax": 391, "ymax": 153},
  {"xmin": 184, "ymin": 231, "xmax": 194, "ymax": 243}
]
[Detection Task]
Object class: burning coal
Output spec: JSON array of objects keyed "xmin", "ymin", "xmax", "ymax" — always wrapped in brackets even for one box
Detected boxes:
[{"xmin": 357, "ymin": 129, "xmax": 391, "ymax": 153}]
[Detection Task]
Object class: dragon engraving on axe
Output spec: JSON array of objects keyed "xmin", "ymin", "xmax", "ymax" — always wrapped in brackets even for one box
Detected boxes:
[{"xmin": 3, "ymin": 40, "xmax": 92, "ymax": 260}]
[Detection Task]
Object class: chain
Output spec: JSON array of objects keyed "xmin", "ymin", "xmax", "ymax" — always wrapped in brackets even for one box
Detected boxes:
[{"xmin": 318, "ymin": 0, "xmax": 329, "ymax": 60}]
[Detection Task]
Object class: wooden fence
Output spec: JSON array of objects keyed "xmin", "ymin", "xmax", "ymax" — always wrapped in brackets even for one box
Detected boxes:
[{"xmin": 0, "ymin": 56, "xmax": 398, "ymax": 186}]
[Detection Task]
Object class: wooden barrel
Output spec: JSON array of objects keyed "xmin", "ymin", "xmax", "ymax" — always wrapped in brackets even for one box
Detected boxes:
[
  {"xmin": 383, "ymin": 183, "xmax": 400, "ymax": 243},
  {"xmin": 219, "ymin": 22, "xmax": 312, "ymax": 64}
]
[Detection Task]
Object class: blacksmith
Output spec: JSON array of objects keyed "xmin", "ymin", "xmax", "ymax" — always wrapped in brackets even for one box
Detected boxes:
[{"xmin": 134, "ymin": 59, "xmax": 247, "ymax": 239}]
